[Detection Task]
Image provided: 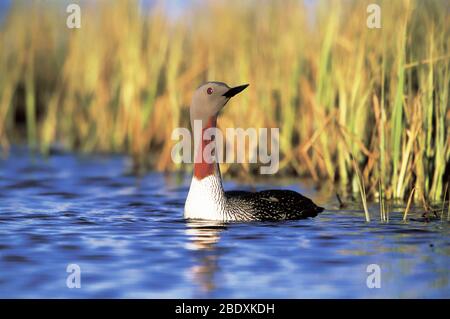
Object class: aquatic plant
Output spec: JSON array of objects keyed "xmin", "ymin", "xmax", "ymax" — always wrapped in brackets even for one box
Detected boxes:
[{"xmin": 0, "ymin": 0, "xmax": 448, "ymax": 203}]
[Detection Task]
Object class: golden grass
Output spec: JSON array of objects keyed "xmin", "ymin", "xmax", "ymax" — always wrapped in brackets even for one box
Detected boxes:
[{"xmin": 0, "ymin": 0, "xmax": 449, "ymax": 203}]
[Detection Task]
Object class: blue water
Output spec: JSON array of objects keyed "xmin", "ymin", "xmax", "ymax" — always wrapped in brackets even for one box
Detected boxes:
[{"xmin": 0, "ymin": 148, "xmax": 448, "ymax": 298}]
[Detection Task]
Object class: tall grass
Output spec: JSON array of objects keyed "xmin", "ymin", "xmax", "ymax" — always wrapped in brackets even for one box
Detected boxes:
[{"xmin": 0, "ymin": 0, "xmax": 448, "ymax": 202}]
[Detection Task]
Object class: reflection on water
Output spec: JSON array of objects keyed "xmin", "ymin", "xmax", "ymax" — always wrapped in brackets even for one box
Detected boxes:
[
  {"xmin": 185, "ymin": 220, "xmax": 225, "ymax": 251},
  {"xmin": 185, "ymin": 220, "xmax": 226, "ymax": 294},
  {"xmin": 0, "ymin": 147, "xmax": 449, "ymax": 298}
]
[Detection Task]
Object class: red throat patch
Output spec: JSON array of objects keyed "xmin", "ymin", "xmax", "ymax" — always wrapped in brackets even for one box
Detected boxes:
[{"xmin": 194, "ymin": 117, "xmax": 217, "ymax": 180}]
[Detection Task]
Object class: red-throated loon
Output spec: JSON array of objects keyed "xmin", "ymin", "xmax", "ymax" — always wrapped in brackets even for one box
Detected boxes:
[{"xmin": 184, "ymin": 82, "xmax": 324, "ymax": 221}]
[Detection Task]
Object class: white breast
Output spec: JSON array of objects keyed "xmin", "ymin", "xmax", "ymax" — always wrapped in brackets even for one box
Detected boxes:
[{"xmin": 184, "ymin": 175, "xmax": 226, "ymax": 221}]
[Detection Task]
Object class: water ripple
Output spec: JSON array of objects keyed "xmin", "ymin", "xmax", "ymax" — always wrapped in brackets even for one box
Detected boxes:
[{"xmin": 0, "ymin": 147, "xmax": 448, "ymax": 298}]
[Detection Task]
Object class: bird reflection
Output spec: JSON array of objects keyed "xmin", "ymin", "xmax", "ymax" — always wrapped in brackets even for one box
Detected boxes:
[{"xmin": 185, "ymin": 220, "xmax": 226, "ymax": 295}]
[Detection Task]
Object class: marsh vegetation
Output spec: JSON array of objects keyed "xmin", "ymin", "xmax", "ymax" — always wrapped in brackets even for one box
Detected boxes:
[{"xmin": 0, "ymin": 0, "xmax": 448, "ymax": 207}]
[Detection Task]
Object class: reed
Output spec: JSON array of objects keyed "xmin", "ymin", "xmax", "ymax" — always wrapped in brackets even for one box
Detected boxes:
[
  {"xmin": 448, "ymin": 197, "xmax": 450, "ymax": 221},
  {"xmin": 355, "ymin": 157, "xmax": 370, "ymax": 222},
  {"xmin": 403, "ymin": 187, "xmax": 416, "ymax": 222},
  {"xmin": 379, "ymin": 179, "xmax": 386, "ymax": 222},
  {"xmin": 0, "ymin": 0, "xmax": 448, "ymax": 203}
]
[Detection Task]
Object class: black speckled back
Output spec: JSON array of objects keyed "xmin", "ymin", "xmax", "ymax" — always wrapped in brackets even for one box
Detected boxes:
[{"xmin": 225, "ymin": 189, "xmax": 323, "ymax": 221}]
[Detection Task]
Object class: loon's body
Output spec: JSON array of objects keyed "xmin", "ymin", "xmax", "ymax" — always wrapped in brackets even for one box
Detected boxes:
[{"xmin": 184, "ymin": 82, "xmax": 323, "ymax": 222}]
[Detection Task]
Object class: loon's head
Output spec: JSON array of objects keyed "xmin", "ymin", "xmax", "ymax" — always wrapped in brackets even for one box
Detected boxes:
[{"xmin": 190, "ymin": 82, "xmax": 249, "ymax": 128}]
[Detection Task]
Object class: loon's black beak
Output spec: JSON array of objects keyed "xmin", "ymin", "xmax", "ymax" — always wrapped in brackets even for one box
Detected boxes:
[{"xmin": 223, "ymin": 84, "xmax": 249, "ymax": 98}]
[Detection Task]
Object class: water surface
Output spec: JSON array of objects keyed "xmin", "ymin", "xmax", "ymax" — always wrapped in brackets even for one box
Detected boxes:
[{"xmin": 0, "ymin": 148, "xmax": 448, "ymax": 298}]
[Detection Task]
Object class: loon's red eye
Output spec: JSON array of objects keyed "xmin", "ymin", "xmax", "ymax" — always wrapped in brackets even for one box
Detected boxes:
[{"xmin": 207, "ymin": 87, "xmax": 213, "ymax": 95}]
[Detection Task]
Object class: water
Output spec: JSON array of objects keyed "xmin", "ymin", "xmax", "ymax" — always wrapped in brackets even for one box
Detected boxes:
[{"xmin": 0, "ymin": 148, "xmax": 448, "ymax": 298}]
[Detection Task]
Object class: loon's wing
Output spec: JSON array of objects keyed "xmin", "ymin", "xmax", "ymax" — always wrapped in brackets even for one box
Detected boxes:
[{"xmin": 225, "ymin": 189, "xmax": 323, "ymax": 220}]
